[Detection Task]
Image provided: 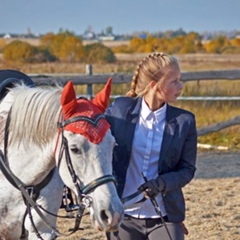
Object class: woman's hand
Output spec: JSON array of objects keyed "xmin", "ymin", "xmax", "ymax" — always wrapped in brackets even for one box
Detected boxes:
[{"xmin": 138, "ymin": 177, "xmax": 166, "ymax": 198}]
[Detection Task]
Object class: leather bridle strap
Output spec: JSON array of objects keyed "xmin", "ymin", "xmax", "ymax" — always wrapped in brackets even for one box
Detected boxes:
[
  {"xmin": 57, "ymin": 114, "xmax": 105, "ymax": 128},
  {"xmin": 59, "ymin": 134, "xmax": 82, "ymax": 199},
  {"xmin": 0, "ymin": 154, "xmax": 54, "ymax": 194},
  {"xmin": 82, "ymin": 175, "xmax": 117, "ymax": 195},
  {"xmin": 121, "ymin": 189, "xmax": 144, "ymax": 204}
]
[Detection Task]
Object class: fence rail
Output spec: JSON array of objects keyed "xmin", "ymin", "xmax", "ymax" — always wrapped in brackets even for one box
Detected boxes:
[
  {"xmin": 29, "ymin": 68, "xmax": 240, "ymax": 84},
  {"xmin": 28, "ymin": 67, "xmax": 240, "ymax": 100}
]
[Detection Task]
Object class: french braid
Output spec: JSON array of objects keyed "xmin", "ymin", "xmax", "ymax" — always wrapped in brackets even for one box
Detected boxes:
[{"xmin": 126, "ymin": 52, "xmax": 179, "ymax": 97}]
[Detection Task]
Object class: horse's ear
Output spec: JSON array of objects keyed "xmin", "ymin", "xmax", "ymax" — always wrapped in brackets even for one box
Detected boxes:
[
  {"xmin": 61, "ymin": 81, "xmax": 77, "ymax": 118},
  {"xmin": 92, "ymin": 77, "xmax": 112, "ymax": 112}
]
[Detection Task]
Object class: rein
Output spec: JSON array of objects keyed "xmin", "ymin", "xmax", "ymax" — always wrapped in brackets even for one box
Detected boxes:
[{"xmin": 121, "ymin": 175, "xmax": 173, "ymax": 240}]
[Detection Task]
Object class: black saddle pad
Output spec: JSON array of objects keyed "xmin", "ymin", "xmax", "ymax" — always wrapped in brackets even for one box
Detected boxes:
[{"xmin": 0, "ymin": 69, "xmax": 35, "ymax": 100}]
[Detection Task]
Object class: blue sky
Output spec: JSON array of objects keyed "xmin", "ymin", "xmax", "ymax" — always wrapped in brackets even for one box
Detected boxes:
[{"xmin": 0, "ymin": 0, "xmax": 239, "ymax": 35}]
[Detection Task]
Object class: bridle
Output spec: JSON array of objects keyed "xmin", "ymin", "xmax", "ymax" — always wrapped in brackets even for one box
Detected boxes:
[
  {"xmin": 57, "ymin": 113, "xmax": 117, "ymax": 198},
  {"xmin": 0, "ymin": 106, "xmax": 117, "ymax": 239},
  {"xmin": 57, "ymin": 112, "xmax": 118, "ymax": 195},
  {"xmin": 56, "ymin": 112, "xmax": 118, "ymax": 233}
]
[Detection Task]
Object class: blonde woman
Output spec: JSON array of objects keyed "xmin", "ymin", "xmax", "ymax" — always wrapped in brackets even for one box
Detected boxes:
[{"xmin": 105, "ymin": 53, "xmax": 197, "ymax": 240}]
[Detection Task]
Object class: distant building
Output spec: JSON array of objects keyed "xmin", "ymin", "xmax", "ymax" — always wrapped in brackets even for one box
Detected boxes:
[
  {"xmin": 3, "ymin": 34, "xmax": 11, "ymax": 39},
  {"xmin": 82, "ymin": 26, "xmax": 96, "ymax": 40},
  {"xmin": 98, "ymin": 35, "xmax": 115, "ymax": 41},
  {"xmin": 83, "ymin": 31, "xmax": 96, "ymax": 40}
]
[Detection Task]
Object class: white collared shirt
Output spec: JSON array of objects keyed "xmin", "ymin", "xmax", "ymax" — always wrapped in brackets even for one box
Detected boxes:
[{"xmin": 122, "ymin": 98, "xmax": 167, "ymax": 218}]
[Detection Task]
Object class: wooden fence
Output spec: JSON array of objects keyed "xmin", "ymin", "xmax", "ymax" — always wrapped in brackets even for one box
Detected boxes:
[
  {"xmin": 28, "ymin": 67, "xmax": 240, "ymax": 149},
  {"xmin": 29, "ymin": 66, "xmax": 240, "ymax": 100}
]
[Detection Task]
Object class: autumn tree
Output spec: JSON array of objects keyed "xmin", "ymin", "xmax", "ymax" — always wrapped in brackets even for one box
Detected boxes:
[
  {"xmin": 129, "ymin": 37, "xmax": 146, "ymax": 52},
  {"xmin": 49, "ymin": 33, "xmax": 69, "ymax": 59},
  {"xmin": 58, "ymin": 35, "xmax": 85, "ymax": 62},
  {"xmin": 40, "ymin": 32, "xmax": 55, "ymax": 47},
  {"xmin": 85, "ymin": 43, "xmax": 116, "ymax": 64},
  {"xmin": 204, "ymin": 36, "xmax": 232, "ymax": 53},
  {"xmin": 3, "ymin": 40, "xmax": 36, "ymax": 63},
  {"xmin": 231, "ymin": 37, "xmax": 240, "ymax": 47},
  {"xmin": 230, "ymin": 37, "xmax": 240, "ymax": 53},
  {"xmin": 34, "ymin": 46, "xmax": 57, "ymax": 62},
  {"xmin": 40, "ymin": 32, "xmax": 85, "ymax": 62},
  {"xmin": 121, "ymin": 32, "xmax": 204, "ymax": 54},
  {"xmin": 179, "ymin": 32, "xmax": 204, "ymax": 54}
]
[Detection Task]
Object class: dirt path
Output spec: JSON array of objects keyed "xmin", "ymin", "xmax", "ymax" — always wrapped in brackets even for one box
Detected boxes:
[{"xmin": 57, "ymin": 150, "xmax": 240, "ymax": 240}]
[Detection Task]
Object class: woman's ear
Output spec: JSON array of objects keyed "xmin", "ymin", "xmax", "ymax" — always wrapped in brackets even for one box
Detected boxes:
[
  {"xmin": 150, "ymin": 81, "xmax": 157, "ymax": 89},
  {"xmin": 151, "ymin": 81, "xmax": 161, "ymax": 93}
]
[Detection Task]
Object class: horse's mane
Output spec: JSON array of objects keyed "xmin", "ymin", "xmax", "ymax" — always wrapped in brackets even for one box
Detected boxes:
[{"xmin": 8, "ymin": 84, "xmax": 62, "ymax": 147}]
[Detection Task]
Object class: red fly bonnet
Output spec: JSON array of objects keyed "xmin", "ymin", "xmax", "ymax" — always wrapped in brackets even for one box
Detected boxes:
[{"xmin": 60, "ymin": 78, "xmax": 112, "ymax": 144}]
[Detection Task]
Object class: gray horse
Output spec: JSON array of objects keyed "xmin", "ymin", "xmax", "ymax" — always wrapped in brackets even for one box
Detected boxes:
[{"xmin": 0, "ymin": 75, "xmax": 123, "ymax": 239}]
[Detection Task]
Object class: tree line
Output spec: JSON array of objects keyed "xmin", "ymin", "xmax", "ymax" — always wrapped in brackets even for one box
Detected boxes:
[
  {"xmin": 1, "ymin": 32, "xmax": 116, "ymax": 64},
  {"xmin": 114, "ymin": 32, "xmax": 240, "ymax": 54},
  {"xmin": 1, "ymin": 31, "xmax": 240, "ymax": 64}
]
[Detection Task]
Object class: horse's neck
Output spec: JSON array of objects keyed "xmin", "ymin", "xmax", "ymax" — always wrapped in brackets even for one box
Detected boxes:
[{"xmin": 7, "ymin": 136, "xmax": 57, "ymax": 186}]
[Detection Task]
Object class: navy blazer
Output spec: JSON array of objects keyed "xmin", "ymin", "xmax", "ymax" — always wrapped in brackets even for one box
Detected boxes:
[{"xmin": 105, "ymin": 96, "xmax": 197, "ymax": 222}]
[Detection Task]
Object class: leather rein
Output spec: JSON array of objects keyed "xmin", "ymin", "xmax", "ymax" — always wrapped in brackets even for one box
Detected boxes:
[{"xmin": 0, "ymin": 107, "xmax": 117, "ymax": 239}]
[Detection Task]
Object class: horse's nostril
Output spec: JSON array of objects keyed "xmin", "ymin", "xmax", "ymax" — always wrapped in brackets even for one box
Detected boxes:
[{"xmin": 100, "ymin": 210, "xmax": 110, "ymax": 223}]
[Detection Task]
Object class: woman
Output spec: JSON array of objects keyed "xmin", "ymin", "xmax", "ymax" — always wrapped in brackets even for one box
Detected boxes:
[{"xmin": 105, "ymin": 52, "xmax": 197, "ymax": 240}]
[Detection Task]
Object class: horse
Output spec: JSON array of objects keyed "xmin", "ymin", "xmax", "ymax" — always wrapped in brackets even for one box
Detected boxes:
[{"xmin": 0, "ymin": 70, "xmax": 124, "ymax": 240}]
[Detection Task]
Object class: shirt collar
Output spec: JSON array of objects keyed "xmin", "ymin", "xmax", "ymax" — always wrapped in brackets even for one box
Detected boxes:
[{"xmin": 140, "ymin": 98, "xmax": 167, "ymax": 123}]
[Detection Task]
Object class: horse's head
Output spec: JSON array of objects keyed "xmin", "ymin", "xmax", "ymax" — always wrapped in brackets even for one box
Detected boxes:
[{"xmin": 56, "ymin": 78, "xmax": 123, "ymax": 232}]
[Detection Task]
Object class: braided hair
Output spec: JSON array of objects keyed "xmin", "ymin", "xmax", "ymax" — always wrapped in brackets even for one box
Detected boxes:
[{"xmin": 126, "ymin": 52, "xmax": 179, "ymax": 97}]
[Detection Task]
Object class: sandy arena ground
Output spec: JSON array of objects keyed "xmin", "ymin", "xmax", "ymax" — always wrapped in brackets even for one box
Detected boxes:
[{"xmin": 57, "ymin": 149, "xmax": 240, "ymax": 240}]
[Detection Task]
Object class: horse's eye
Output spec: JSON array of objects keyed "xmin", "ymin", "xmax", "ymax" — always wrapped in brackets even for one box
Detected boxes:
[{"xmin": 70, "ymin": 147, "xmax": 82, "ymax": 154}]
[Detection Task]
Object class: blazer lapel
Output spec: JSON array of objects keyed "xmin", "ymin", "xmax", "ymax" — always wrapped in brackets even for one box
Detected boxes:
[
  {"xmin": 158, "ymin": 105, "xmax": 178, "ymax": 173},
  {"xmin": 125, "ymin": 98, "xmax": 141, "ymax": 155}
]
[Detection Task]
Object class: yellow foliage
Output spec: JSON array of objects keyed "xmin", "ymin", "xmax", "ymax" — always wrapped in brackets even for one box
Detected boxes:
[
  {"xmin": 204, "ymin": 36, "xmax": 231, "ymax": 53},
  {"xmin": 129, "ymin": 37, "xmax": 145, "ymax": 52},
  {"xmin": 231, "ymin": 38, "xmax": 240, "ymax": 47},
  {"xmin": 0, "ymin": 39, "xmax": 6, "ymax": 52},
  {"xmin": 58, "ymin": 36, "xmax": 85, "ymax": 62},
  {"xmin": 40, "ymin": 32, "xmax": 55, "ymax": 47},
  {"xmin": 3, "ymin": 40, "xmax": 36, "ymax": 63}
]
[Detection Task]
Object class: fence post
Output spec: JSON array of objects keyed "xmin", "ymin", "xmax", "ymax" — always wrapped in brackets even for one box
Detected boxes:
[{"xmin": 86, "ymin": 64, "xmax": 93, "ymax": 99}]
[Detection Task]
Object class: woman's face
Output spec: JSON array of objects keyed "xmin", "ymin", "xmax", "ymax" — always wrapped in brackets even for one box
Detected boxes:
[{"xmin": 156, "ymin": 65, "xmax": 182, "ymax": 103}]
